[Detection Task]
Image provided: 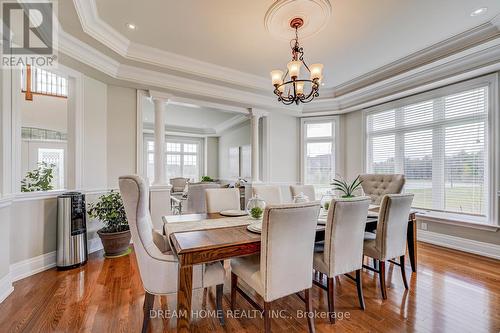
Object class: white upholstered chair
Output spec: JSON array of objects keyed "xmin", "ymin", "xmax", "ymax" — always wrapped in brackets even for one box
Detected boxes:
[
  {"xmin": 363, "ymin": 194, "xmax": 414, "ymax": 299},
  {"xmin": 290, "ymin": 184, "xmax": 316, "ymax": 201},
  {"xmin": 170, "ymin": 177, "xmax": 189, "ymax": 193},
  {"xmin": 359, "ymin": 174, "xmax": 405, "ymax": 205},
  {"xmin": 230, "ymin": 202, "xmax": 321, "ymax": 333},
  {"xmin": 205, "ymin": 188, "xmax": 241, "ymax": 213},
  {"xmin": 252, "ymin": 185, "xmax": 283, "ymax": 205},
  {"xmin": 118, "ymin": 175, "xmax": 226, "ymax": 332},
  {"xmin": 313, "ymin": 197, "xmax": 370, "ymax": 323},
  {"xmin": 185, "ymin": 183, "xmax": 221, "ymax": 214}
]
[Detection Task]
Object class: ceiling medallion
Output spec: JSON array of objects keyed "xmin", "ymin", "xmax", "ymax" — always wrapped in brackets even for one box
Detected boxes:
[
  {"xmin": 270, "ymin": 18, "xmax": 324, "ymax": 105},
  {"xmin": 264, "ymin": 0, "xmax": 332, "ymax": 41}
]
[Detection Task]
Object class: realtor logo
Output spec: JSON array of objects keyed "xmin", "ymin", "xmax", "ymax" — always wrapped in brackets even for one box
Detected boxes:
[{"xmin": 1, "ymin": 1, "xmax": 58, "ymax": 68}]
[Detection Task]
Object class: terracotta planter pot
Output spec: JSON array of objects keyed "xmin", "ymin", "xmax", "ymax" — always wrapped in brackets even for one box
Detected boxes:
[{"xmin": 97, "ymin": 229, "xmax": 131, "ymax": 257}]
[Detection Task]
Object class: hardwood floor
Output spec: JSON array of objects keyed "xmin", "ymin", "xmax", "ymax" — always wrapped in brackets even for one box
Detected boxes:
[{"xmin": 1, "ymin": 242, "xmax": 499, "ymax": 332}]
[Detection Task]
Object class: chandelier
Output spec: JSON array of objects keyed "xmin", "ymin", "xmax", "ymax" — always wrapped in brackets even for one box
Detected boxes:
[{"xmin": 270, "ymin": 18, "xmax": 324, "ymax": 105}]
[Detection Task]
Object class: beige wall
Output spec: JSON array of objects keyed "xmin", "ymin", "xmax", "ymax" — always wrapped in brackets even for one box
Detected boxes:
[
  {"xmin": 0, "ymin": 206, "xmax": 11, "ymax": 278},
  {"xmin": 20, "ymin": 93, "xmax": 67, "ymax": 133},
  {"xmin": 268, "ymin": 112, "xmax": 300, "ymax": 183},
  {"xmin": 82, "ymin": 76, "xmax": 107, "ymax": 189},
  {"xmin": 206, "ymin": 137, "xmax": 219, "ymax": 179},
  {"xmin": 340, "ymin": 110, "xmax": 500, "ymax": 245},
  {"xmin": 218, "ymin": 121, "xmax": 251, "ymax": 180},
  {"xmin": 106, "ymin": 85, "xmax": 137, "ymax": 188}
]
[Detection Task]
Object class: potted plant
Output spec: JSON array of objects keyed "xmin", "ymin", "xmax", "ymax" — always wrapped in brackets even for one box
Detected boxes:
[
  {"xmin": 201, "ymin": 176, "xmax": 214, "ymax": 182},
  {"xmin": 87, "ymin": 190, "xmax": 131, "ymax": 257},
  {"xmin": 331, "ymin": 175, "xmax": 363, "ymax": 198},
  {"xmin": 21, "ymin": 162, "xmax": 55, "ymax": 192}
]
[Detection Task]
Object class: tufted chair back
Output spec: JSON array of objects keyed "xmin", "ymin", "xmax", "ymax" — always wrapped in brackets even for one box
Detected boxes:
[
  {"xmin": 359, "ymin": 174, "xmax": 405, "ymax": 205},
  {"xmin": 260, "ymin": 202, "xmax": 321, "ymax": 301}
]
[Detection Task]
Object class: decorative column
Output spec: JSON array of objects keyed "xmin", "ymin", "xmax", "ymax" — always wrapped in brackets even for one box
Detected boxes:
[
  {"xmin": 148, "ymin": 92, "xmax": 172, "ymax": 229},
  {"xmin": 153, "ymin": 97, "xmax": 166, "ymax": 185},
  {"xmin": 250, "ymin": 109, "xmax": 265, "ymax": 183}
]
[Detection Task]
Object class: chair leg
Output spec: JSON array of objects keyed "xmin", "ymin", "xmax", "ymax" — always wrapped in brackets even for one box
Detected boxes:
[
  {"xmin": 216, "ymin": 284, "xmax": 225, "ymax": 325},
  {"xmin": 142, "ymin": 292, "xmax": 155, "ymax": 333},
  {"xmin": 327, "ymin": 277, "xmax": 335, "ymax": 323},
  {"xmin": 379, "ymin": 261, "xmax": 387, "ymax": 300},
  {"xmin": 304, "ymin": 288, "xmax": 315, "ymax": 333},
  {"xmin": 355, "ymin": 269, "xmax": 365, "ymax": 310},
  {"xmin": 231, "ymin": 272, "xmax": 237, "ymax": 311},
  {"xmin": 263, "ymin": 301, "xmax": 272, "ymax": 333},
  {"xmin": 400, "ymin": 255, "xmax": 409, "ymax": 290}
]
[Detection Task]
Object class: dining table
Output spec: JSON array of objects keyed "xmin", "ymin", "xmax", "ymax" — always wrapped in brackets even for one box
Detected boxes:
[{"xmin": 163, "ymin": 210, "xmax": 417, "ymax": 333}]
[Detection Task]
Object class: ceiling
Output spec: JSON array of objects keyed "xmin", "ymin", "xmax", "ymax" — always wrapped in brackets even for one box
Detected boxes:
[{"xmin": 91, "ymin": 0, "xmax": 500, "ymax": 88}]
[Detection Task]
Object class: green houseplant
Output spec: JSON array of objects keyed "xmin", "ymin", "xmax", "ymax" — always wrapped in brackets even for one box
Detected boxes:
[
  {"xmin": 331, "ymin": 175, "xmax": 363, "ymax": 198},
  {"xmin": 250, "ymin": 207, "xmax": 263, "ymax": 219},
  {"xmin": 87, "ymin": 190, "xmax": 131, "ymax": 257},
  {"xmin": 21, "ymin": 162, "xmax": 55, "ymax": 192},
  {"xmin": 201, "ymin": 176, "xmax": 214, "ymax": 182}
]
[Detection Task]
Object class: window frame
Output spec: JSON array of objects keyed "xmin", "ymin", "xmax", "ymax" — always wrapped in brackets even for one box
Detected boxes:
[
  {"xmin": 300, "ymin": 116, "xmax": 340, "ymax": 186},
  {"xmin": 363, "ymin": 74, "xmax": 499, "ymax": 226}
]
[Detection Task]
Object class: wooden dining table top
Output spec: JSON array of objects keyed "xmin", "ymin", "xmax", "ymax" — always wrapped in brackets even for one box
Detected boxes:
[{"xmin": 164, "ymin": 213, "xmax": 379, "ymax": 257}]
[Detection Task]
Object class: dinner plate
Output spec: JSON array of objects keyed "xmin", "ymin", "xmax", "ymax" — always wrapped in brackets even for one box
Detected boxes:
[
  {"xmin": 246, "ymin": 221, "xmax": 262, "ymax": 233},
  {"xmin": 220, "ymin": 210, "xmax": 248, "ymax": 217}
]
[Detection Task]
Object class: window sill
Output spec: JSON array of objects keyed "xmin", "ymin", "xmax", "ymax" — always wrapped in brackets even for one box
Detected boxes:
[
  {"xmin": 13, "ymin": 189, "xmax": 68, "ymax": 202},
  {"xmin": 415, "ymin": 210, "xmax": 499, "ymax": 232}
]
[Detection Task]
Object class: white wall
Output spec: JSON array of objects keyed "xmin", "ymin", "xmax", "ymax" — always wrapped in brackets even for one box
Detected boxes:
[
  {"xmin": 206, "ymin": 137, "xmax": 219, "ymax": 178},
  {"xmin": 107, "ymin": 85, "xmax": 137, "ymax": 188},
  {"xmin": 20, "ymin": 93, "xmax": 67, "ymax": 133},
  {"xmin": 82, "ymin": 77, "xmax": 107, "ymax": 189},
  {"xmin": 218, "ymin": 121, "xmax": 250, "ymax": 180},
  {"xmin": 268, "ymin": 112, "xmax": 300, "ymax": 183}
]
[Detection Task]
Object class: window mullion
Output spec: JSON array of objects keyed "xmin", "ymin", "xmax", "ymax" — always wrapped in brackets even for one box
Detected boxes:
[
  {"xmin": 432, "ymin": 97, "xmax": 445, "ymax": 210},
  {"xmin": 395, "ymin": 107, "xmax": 404, "ymax": 173}
]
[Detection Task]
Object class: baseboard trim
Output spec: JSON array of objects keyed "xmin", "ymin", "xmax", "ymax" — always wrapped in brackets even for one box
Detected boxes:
[
  {"xmin": 0, "ymin": 273, "xmax": 14, "ymax": 303},
  {"xmin": 10, "ymin": 251, "xmax": 57, "ymax": 282},
  {"xmin": 417, "ymin": 230, "xmax": 500, "ymax": 260},
  {"xmin": 88, "ymin": 237, "xmax": 103, "ymax": 254}
]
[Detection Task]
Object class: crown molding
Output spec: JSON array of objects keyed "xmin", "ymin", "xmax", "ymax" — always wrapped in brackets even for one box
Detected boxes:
[
  {"xmin": 72, "ymin": 0, "xmax": 270, "ymax": 91},
  {"xmin": 328, "ymin": 16, "xmax": 500, "ymax": 97},
  {"xmin": 303, "ymin": 37, "xmax": 500, "ymax": 115},
  {"xmin": 213, "ymin": 114, "xmax": 249, "ymax": 134}
]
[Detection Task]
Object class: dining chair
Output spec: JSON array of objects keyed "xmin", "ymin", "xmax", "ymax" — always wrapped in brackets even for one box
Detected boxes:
[
  {"xmin": 363, "ymin": 193, "xmax": 414, "ymax": 299},
  {"xmin": 185, "ymin": 183, "xmax": 221, "ymax": 214},
  {"xmin": 359, "ymin": 174, "xmax": 405, "ymax": 205},
  {"xmin": 230, "ymin": 202, "xmax": 321, "ymax": 333},
  {"xmin": 252, "ymin": 185, "xmax": 283, "ymax": 205},
  {"xmin": 313, "ymin": 196, "xmax": 371, "ymax": 323},
  {"xmin": 118, "ymin": 175, "xmax": 226, "ymax": 332},
  {"xmin": 290, "ymin": 184, "xmax": 316, "ymax": 201},
  {"xmin": 205, "ymin": 188, "xmax": 241, "ymax": 213},
  {"xmin": 170, "ymin": 177, "xmax": 189, "ymax": 193}
]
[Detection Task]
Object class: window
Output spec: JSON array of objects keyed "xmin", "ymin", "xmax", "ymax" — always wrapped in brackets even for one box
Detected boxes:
[
  {"xmin": 365, "ymin": 77, "xmax": 495, "ymax": 222},
  {"xmin": 144, "ymin": 136, "xmax": 203, "ymax": 183},
  {"xmin": 21, "ymin": 65, "xmax": 68, "ymax": 99},
  {"xmin": 301, "ymin": 118, "xmax": 337, "ymax": 197}
]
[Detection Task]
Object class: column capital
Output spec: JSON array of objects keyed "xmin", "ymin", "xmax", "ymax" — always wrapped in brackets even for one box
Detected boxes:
[
  {"xmin": 148, "ymin": 90, "xmax": 174, "ymax": 103},
  {"xmin": 248, "ymin": 108, "xmax": 268, "ymax": 119}
]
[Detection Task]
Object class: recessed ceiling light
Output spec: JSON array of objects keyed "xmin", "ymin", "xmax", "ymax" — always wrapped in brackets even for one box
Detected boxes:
[
  {"xmin": 470, "ymin": 7, "xmax": 487, "ymax": 17},
  {"xmin": 126, "ymin": 23, "xmax": 137, "ymax": 30}
]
